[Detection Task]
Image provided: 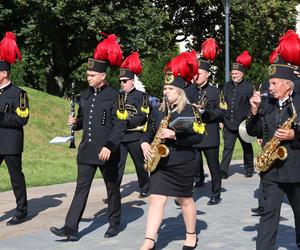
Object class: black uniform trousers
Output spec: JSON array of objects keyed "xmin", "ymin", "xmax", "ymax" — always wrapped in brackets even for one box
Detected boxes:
[
  {"xmin": 118, "ymin": 141, "xmax": 149, "ymax": 193},
  {"xmin": 196, "ymin": 147, "xmax": 221, "ymax": 198},
  {"xmin": 0, "ymin": 154, "xmax": 27, "ymax": 216},
  {"xmin": 220, "ymin": 126, "xmax": 254, "ymax": 174},
  {"xmin": 65, "ymin": 162, "xmax": 121, "ymax": 232},
  {"xmin": 257, "ymin": 179, "xmax": 300, "ymax": 250}
]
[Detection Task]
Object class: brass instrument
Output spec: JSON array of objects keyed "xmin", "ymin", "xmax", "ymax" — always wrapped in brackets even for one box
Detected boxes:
[
  {"xmin": 198, "ymin": 91, "xmax": 208, "ymax": 110},
  {"xmin": 144, "ymin": 96, "xmax": 170, "ymax": 172},
  {"xmin": 19, "ymin": 92, "xmax": 27, "ymax": 110},
  {"xmin": 219, "ymin": 90, "xmax": 227, "ymax": 110},
  {"xmin": 255, "ymin": 97, "xmax": 297, "ymax": 172},
  {"xmin": 15, "ymin": 91, "xmax": 29, "ymax": 118}
]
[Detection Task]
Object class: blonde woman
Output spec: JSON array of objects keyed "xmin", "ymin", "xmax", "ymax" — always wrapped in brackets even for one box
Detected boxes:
[{"xmin": 140, "ymin": 75, "xmax": 203, "ymax": 250}]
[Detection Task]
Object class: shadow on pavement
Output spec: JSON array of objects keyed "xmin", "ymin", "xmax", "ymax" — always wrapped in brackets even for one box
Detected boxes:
[
  {"xmin": 120, "ymin": 180, "xmax": 140, "ymax": 199},
  {"xmin": 78, "ymin": 199, "xmax": 146, "ymax": 239},
  {"xmin": 0, "ymin": 193, "xmax": 66, "ymax": 222},
  {"xmin": 156, "ymin": 214, "xmax": 207, "ymax": 249}
]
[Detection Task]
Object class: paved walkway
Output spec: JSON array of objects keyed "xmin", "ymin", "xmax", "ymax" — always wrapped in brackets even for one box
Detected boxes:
[{"xmin": 0, "ymin": 160, "xmax": 297, "ymax": 250}]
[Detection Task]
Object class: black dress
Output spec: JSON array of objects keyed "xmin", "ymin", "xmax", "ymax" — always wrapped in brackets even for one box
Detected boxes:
[{"xmin": 142, "ymin": 104, "xmax": 202, "ymax": 197}]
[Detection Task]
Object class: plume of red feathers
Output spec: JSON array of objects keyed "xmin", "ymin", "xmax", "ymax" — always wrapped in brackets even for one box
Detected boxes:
[
  {"xmin": 164, "ymin": 60, "xmax": 172, "ymax": 74},
  {"xmin": 236, "ymin": 51, "xmax": 252, "ymax": 69},
  {"xmin": 0, "ymin": 32, "xmax": 22, "ymax": 64},
  {"xmin": 121, "ymin": 52, "xmax": 142, "ymax": 75},
  {"xmin": 269, "ymin": 48, "xmax": 280, "ymax": 64},
  {"xmin": 201, "ymin": 38, "xmax": 220, "ymax": 62},
  {"xmin": 169, "ymin": 50, "xmax": 198, "ymax": 82},
  {"xmin": 93, "ymin": 34, "xmax": 122, "ymax": 67},
  {"xmin": 274, "ymin": 30, "xmax": 300, "ymax": 66}
]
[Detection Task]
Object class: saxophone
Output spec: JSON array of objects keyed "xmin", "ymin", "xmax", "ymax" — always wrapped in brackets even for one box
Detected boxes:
[
  {"xmin": 255, "ymin": 98, "xmax": 297, "ymax": 172},
  {"xmin": 144, "ymin": 96, "xmax": 170, "ymax": 172}
]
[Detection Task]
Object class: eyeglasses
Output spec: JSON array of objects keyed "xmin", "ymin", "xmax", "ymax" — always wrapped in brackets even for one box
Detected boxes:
[{"xmin": 119, "ymin": 79, "xmax": 130, "ymax": 84}]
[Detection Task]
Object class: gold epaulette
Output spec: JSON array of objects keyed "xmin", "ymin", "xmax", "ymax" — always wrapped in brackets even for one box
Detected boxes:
[{"xmin": 117, "ymin": 109, "xmax": 128, "ymax": 120}]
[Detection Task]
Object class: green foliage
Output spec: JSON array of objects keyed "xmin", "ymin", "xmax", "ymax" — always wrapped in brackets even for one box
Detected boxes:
[
  {"xmin": 0, "ymin": 87, "xmax": 136, "ymax": 192},
  {"xmin": 0, "ymin": 0, "xmax": 299, "ymax": 95}
]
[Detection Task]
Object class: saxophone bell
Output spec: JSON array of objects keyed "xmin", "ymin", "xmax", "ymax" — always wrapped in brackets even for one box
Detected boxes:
[
  {"xmin": 157, "ymin": 144, "xmax": 169, "ymax": 158},
  {"xmin": 276, "ymin": 146, "xmax": 288, "ymax": 161}
]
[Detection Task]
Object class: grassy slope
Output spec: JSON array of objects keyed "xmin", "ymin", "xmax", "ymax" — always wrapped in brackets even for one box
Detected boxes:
[{"xmin": 0, "ymin": 87, "xmax": 260, "ymax": 192}]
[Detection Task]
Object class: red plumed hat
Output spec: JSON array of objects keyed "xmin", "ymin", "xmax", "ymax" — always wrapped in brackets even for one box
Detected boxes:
[
  {"xmin": 119, "ymin": 52, "xmax": 142, "ymax": 79},
  {"xmin": 88, "ymin": 34, "xmax": 123, "ymax": 72},
  {"xmin": 198, "ymin": 38, "xmax": 219, "ymax": 71},
  {"xmin": 170, "ymin": 50, "xmax": 198, "ymax": 82},
  {"xmin": 269, "ymin": 30, "xmax": 300, "ymax": 80},
  {"xmin": 232, "ymin": 50, "xmax": 252, "ymax": 72},
  {"xmin": 201, "ymin": 38, "xmax": 220, "ymax": 62},
  {"xmin": 275, "ymin": 30, "xmax": 300, "ymax": 66},
  {"xmin": 0, "ymin": 32, "xmax": 22, "ymax": 71}
]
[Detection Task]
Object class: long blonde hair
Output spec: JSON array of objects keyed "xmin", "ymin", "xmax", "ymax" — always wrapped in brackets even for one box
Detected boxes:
[{"xmin": 159, "ymin": 87, "xmax": 189, "ymax": 113}]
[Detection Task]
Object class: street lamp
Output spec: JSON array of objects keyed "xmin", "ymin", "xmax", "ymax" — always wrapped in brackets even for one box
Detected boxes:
[{"xmin": 221, "ymin": 0, "xmax": 232, "ymax": 83}]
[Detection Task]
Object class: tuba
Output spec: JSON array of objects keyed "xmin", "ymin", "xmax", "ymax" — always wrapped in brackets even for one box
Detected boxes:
[
  {"xmin": 144, "ymin": 96, "xmax": 170, "ymax": 172},
  {"xmin": 255, "ymin": 97, "xmax": 297, "ymax": 172}
]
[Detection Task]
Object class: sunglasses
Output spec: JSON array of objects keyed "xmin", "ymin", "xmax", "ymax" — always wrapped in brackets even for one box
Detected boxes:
[{"xmin": 119, "ymin": 79, "xmax": 130, "ymax": 84}]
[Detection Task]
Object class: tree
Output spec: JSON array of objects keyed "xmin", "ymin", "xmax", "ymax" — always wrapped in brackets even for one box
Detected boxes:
[
  {"xmin": 154, "ymin": 0, "xmax": 298, "ymax": 84},
  {"xmin": 0, "ymin": 0, "xmax": 298, "ymax": 95},
  {"xmin": 0, "ymin": 0, "xmax": 173, "ymax": 96}
]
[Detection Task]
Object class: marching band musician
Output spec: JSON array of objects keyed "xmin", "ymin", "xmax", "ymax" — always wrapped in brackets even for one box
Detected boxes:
[
  {"xmin": 0, "ymin": 32, "xmax": 30, "ymax": 225},
  {"xmin": 140, "ymin": 51, "xmax": 204, "ymax": 250},
  {"xmin": 50, "ymin": 34, "xmax": 126, "ymax": 240},
  {"xmin": 186, "ymin": 38, "xmax": 225, "ymax": 205},
  {"xmin": 220, "ymin": 51, "xmax": 254, "ymax": 179},
  {"xmin": 117, "ymin": 52, "xmax": 150, "ymax": 198},
  {"xmin": 246, "ymin": 30, "xmax": 300, "ymax": 249}
]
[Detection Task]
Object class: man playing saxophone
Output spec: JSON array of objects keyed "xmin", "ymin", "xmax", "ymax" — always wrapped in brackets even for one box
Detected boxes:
[{"xmin": 246, "ymin": 30, "xmax": 300, "ymax": 250}]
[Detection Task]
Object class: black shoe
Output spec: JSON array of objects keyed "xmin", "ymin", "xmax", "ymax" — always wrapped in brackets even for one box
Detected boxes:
[
  {"xmin": 102, "ymin": 198, "xmax": 108, "ymax": 204},
  {"xmin": 220, "ymin": 170, "xmax": 228, "ymax": 179},
  {"xmin": 50, "ymin": 226, "xmax": 79, "ymax": 241},
  {"xmin": 104, "ymin": 225, "xmax": 120, "ymax": 238},
  {"xmin": 251, "ymin": 206, "xmax": 264, "ymax": 216},
  {"xmin": 6, "ymin": 214, "xmax": 27, "ymax": 226},
  {"xmin": 182, "ymin": 232, "xmax": 198, "ymax": 250},
  {"xmin": 207, "ymin": 196, "xmax": 221, "ymax": 205},
  {"xmin": 245, "ymin": 171, "xmax": 254, "ymax": 178},
  {"xmin": 139, "ymin": 192, "xmax": 149, "ymax": 198}
]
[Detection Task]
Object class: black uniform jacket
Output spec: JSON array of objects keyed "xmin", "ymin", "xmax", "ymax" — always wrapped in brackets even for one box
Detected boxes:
[
  {"xmin": 122, "ymin": 88, "xmax": 147, "ymax": 143},
  {"xmin": 0, "ymin": 83, "xmax": 29, "ymax": 155},
  {"xmin": 246, "ymin": 92, "xmax": 300, "ymax": 183},
  {"xmin": 223, "ymin": 79, "xmax": 253, "ymax": 130},
  {"xmin": 141, "ymin": 104, "xmax": 203, "ymax": 167},
  {"xmin": 74, "ymin": 85, "xmax": 126, "ymax": 165},
  {"xmin": 185, "ymin": 82, "xmax": 225, "ymax": 148}
]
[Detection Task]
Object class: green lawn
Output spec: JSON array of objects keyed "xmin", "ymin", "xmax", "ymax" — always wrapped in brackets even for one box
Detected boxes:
[{"xmin": 0, "ymin": 87, "xmax": 261, "ymax": 192}]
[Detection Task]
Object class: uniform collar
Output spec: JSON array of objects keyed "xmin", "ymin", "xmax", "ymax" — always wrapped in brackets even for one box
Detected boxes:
[
  {"xmin": 278, "ymin": 92, "xmax": 293, "ymax": 107},
  {"xmin": 0, "ymin": 81, "xmax": 12, "ymax": 93},
  {"xmin": 125, "ymin": 87, "xmax": 135, "ymax": 94},
  {"xmin": 92, "ymin": 84, "xmax": 107, "ymax": 93},
  {"xmin": 196, "ymin": 81, "xmax": 209, "ymax": 91}
]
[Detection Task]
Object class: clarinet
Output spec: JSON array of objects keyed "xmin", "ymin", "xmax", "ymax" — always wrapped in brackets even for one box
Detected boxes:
[{"xmin": 69, "ymin": 81, "xmax": 76, "ymax": 149}]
